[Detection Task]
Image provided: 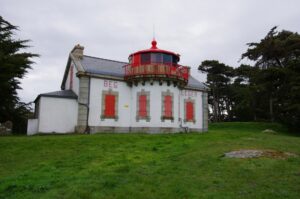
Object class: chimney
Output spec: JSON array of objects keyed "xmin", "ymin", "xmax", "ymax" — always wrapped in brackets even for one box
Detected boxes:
[{"xmin": 71, "ymin": 44, "xmax": 84, "ymax": 59}]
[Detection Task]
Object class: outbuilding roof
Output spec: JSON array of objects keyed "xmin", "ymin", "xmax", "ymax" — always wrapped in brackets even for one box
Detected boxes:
[
  {"xmin": 78, "ymin": 55, "xmax": 207, "ymax": 91},
  {"xmin": 35, "ymin": 90, "xmax": 78, "ymax": 102}
]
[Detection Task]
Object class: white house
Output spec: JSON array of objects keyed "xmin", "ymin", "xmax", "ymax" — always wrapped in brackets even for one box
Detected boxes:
[{"xmin": 27, "ymin": 40, "xmax": 208, "ymax": 135}]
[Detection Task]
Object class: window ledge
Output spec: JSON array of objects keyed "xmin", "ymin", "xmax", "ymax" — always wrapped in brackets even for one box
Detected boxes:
[
  {"xmin": 161, "ymin": 116, "xmax": 174, "ymax": 122},
  {"xmin": 101, "ymin": 115, "xmax": 118, "ymax": 121}
]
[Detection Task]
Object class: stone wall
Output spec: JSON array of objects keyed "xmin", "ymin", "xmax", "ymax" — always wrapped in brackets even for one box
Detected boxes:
[
  {"xmin": 202, "ymin": 92, "xmax": 209, "ymax": 131},
  {"xmin": 87, "ymin": 126, "xmax": 205, "ymax": 134},
  {"xmin": 0, "ymin": 121, "xmax": 12, "ymax": 135},
  {"xmin": 77, "ymin": 76, "xmax": 90, "ymax": 130}
]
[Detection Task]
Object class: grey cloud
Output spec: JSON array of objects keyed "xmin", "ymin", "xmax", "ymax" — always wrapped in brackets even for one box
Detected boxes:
[{"xmin": 1, "ymin": 0, "xmax": 300, "ymax": 103}]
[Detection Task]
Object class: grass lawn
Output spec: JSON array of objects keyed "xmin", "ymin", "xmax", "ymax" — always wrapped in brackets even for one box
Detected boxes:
[{"xmin": 0, "ymin": 122, "xmax": 300, "ymax": 199}]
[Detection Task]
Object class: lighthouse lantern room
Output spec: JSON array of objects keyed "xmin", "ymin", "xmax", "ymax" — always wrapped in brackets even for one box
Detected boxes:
[{"xmin": 124, "ymin": 40, "xmax": 190, "ymax": 87}]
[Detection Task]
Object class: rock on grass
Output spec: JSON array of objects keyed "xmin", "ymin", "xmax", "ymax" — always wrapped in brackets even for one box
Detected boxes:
[{"xmin": 224, "ymin": 149, "xmax": 298, "ymax": 159}]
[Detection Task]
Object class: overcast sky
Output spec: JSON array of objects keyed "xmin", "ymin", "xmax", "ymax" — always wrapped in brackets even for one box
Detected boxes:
[{"xmin": 1, "ymin": 0, "xmax": 300, "ymax": 103}]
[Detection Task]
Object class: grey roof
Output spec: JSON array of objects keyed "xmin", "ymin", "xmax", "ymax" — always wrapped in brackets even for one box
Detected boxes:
[
  {"xmin": 186, "ymin": 76, "xmax": 208, "ymax": 90},
  {"xmin": 81, "ymin": 55, "xmax": 126, "ymax": 77},
  {"xmin": 35, "ymin": 90, "xmax": 77, "ymax": 102},
  {"xmin": 79, "ymin": 55, "xmax": 207, "ymax": 91}
]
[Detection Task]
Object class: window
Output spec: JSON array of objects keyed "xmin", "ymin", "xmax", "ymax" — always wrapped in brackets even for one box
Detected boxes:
[
  {"xmin": 184, "ymin": 99, "xmax": 195, "ymax": 123},
  {"xmin": 136, "ymin": 90, "xmax": 150, "ymax": 121},
  {"xmin": 163, "ymin": 54, "xmax": 172, "ymax": 64},
  {"xmin": 101, "ymin": 90, "xmax": 118, "ymax": 121},
  {"xmin": 139, "ymin": 95, "xmax": 147, "ymax": 117},
  {"xmin": 161, "ymin": 91, "xmax": 174, "ymax": 121},
  {"xmin": 172, "ymin": 56, "xmax": 179, "ymax": 64},
  {"xmin": 141, "ymin": 53, "xmax": 151, "ymax": 64},
  {"xmin": 151, "ymin": 53, "xmax": 162, "ymax": 63},
  {"xmin": 185, "ymin": 101, "xmax": 194, "ymax": 121},
  {"xmin": 164, "ymin": 95, "xmax": 172, "ymax": 117},
  {"xmin": 104, "ymin": 94, "xmax": 115, "ymax": 117}
]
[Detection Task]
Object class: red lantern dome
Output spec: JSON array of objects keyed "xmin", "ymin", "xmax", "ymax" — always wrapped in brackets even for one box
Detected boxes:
[{"xmin": 124, "ymin": 40, "xmax": 190, "ymax": 87}]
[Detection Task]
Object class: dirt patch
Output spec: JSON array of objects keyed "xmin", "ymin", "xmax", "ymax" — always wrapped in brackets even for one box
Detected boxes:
[
  {"xmin": 262, "ymin": 150, "xmax": 298, "ymax": 159},
  {"xmin": 262, "ymin": 129, "xmax": 277, "ymax": 134},
  {"xmin": 224, "ymin": 149, "xmax": 298, "ymax": 159}
]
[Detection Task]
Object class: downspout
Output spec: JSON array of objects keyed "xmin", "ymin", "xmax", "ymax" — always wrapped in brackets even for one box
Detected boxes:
[{"xmin": 179, "ymin": 90, "xmax": 189, "ymax": 133}]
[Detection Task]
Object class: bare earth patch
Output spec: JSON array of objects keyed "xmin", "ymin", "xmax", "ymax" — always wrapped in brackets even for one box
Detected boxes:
[
  {"xmin": 225, "ymin": 149, "xmax": 298, "ymax": 159},
  {"xmin": 262, "ymin": 129, "xmax": 277, "ymax": 134}
]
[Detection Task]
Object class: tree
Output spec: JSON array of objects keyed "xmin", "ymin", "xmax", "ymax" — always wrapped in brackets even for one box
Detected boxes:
[
  {"xmin": 198, "ymin": 60, "xmax": 234, "ymax": 122},
  {"xmin": 230, "ymin": 65, "xmax": 259, "ymax": 121},
  {"xmin": 199, "ymin": 27, "xmax": 300, "ymax": 132},
  {"xmin": 241, "ymin": 26, "xmax": 300, "ymax": 69},
  {"xmin": 242, "ymin": 27, "xmax": 300, "ymax": 130},
  {"xmin": 0, "ymin": 16, "xmax": 38, "ymax": 133}
]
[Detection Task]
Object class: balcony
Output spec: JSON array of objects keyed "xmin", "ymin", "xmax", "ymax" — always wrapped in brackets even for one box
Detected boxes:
[{"xmin": 123, "ymin": 63, "xmax": 190, "ymax": 86}]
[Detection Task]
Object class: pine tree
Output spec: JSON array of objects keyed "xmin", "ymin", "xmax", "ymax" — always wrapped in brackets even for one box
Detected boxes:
[
  {"xmin": 198, "ymin": 60, "xmax": 234, "ymax": 122},
  {"xmin": 0, "ymin": 16, "xmax": 38, "ymax": 133},
  {"xmin": 241, "ymin": 27, "xmax": 300, "ymax": 131}
]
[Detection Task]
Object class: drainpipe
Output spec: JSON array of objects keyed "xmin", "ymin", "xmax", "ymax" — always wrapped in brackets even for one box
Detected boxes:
[
  {"xmin": 178, "ymin": 90, "xmax": 189, "ymax": 133},
  {"xmin": 179, "ymin": 118, "xmax": 189, "ymax": 133}
]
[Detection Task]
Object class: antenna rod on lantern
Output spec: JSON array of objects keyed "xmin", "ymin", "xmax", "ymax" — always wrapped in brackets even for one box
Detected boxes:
[{"xmin": 153, "ymin": 24, "xmax": 155, "ymax": 40}]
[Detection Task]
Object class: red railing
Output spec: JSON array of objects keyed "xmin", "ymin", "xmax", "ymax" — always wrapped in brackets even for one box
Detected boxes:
[{"xmin": 123, "ymin": 63, "xmax": 190, "ymax": 82}]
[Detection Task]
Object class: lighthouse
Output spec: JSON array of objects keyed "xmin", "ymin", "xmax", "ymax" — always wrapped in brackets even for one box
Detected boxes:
[{"xmin": 27, "ymin": 40, "xmax": 208, "ymax": 134}]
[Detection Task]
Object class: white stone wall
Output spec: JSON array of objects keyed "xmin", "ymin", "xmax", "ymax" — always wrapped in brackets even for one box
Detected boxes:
[
  {"xmin": 130, "ymin": 82, "xmax": 180, "ymax": 128},
  {"xmin": 179, "ymin": 89, "xmax": 203, "ymax": 130},
  {"xmin": 27, "ymin": 119, "xmax": 38, "ymax": 135},
  {"xmin": 38, "ymin": 97, "xmax": 78, "ymax": 133},
  {"xmin": 88, "ymin": 78, "xmax": 131, "ymax": 127},
  {"xmin": 38, "ymin": 75, "xmax": 205, "ymax": 133},
  {"xmin": 65, "ymin": 62, "xmax": 79, "ymax": 95},
  {"xmin": 87, "ymin": 78, "xmax": 205, "ymax": 131}
]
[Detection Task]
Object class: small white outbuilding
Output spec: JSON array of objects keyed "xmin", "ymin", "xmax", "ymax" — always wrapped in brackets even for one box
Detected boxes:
[{"xmin": 28, "ymin": 40, "xmax": 208, "ymax": 134}]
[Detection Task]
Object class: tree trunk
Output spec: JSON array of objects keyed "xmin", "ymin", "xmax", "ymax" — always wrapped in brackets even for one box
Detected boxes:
[
  {"xmin": 212, "ymin": 88, "xmax": 219, "ymax": 122},
  {"xmin": 269, "ymin": 97, "xmax": 274, "ymax": 122},
  {"xmin": 218, "ymin": 99, "xmax": 222, "ymax": 121},
  {"xmin": 252, "ymin": 95, "xmax": 257, "ymax": 121},
  {"xmin": 213, "ymin": 99, "xmax": 218, "ymax": 122},
  {"xmin": 225, "ymin": 98, "xmax": 231, "ymax": 121}
]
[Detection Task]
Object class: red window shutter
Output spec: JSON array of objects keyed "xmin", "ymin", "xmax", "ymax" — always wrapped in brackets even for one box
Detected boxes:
[
  {"xmin": 105, "ymin": 94, "xmax": 115, "ymax": 117},
  {"xmin": 186, "ymin": 101, "xmax": 194, "ymax": 121},
  {"xmin": 139, "ymin": 95, "xmax": 147, "ymax": 117},
  {"xmin": 164, "ymin": 95, "xmax": 172, "ymax": 117}
]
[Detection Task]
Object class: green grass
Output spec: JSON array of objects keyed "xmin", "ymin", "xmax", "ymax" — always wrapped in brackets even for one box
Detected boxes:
[{"xmin": 0, "ymin": 122, "xmax": 299, "ymax": 199}]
